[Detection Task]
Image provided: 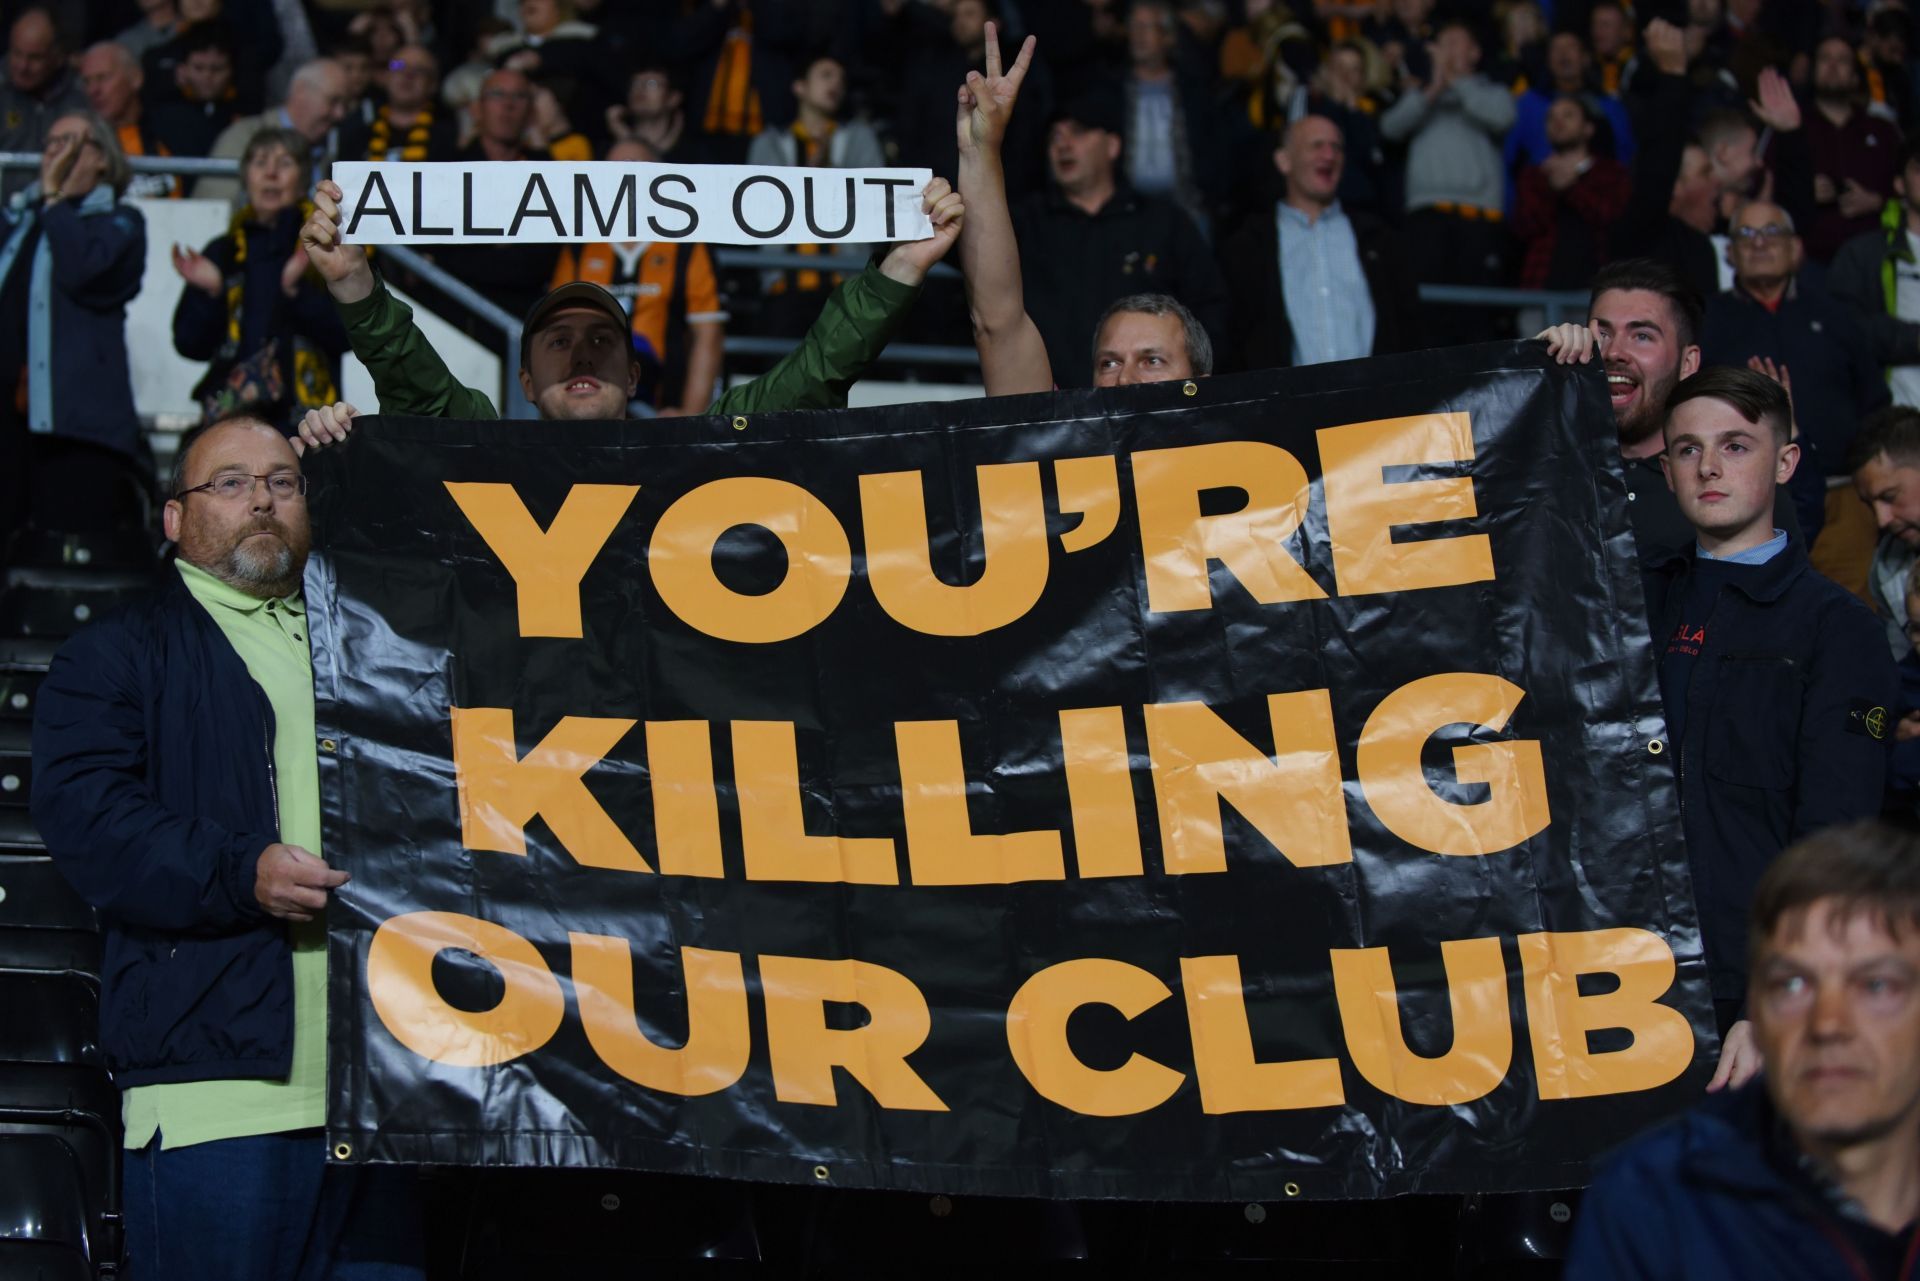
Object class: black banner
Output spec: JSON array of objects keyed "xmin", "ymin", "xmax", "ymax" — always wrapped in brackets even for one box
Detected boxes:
[{"xmin": 309, "ymin": 342, "xmax": 1715, "ymax": 1200}]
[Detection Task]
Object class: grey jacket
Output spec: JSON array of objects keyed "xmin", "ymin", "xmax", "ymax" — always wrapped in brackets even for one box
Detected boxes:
[{"xmin": 1380, "ymin": 74, "xmax": 1516, "ymax": 214}]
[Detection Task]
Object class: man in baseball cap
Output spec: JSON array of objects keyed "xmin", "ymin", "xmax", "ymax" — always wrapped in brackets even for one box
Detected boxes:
[{"xmin": 291, "ymin": 172, "xmax": 966, "ymax": 438}]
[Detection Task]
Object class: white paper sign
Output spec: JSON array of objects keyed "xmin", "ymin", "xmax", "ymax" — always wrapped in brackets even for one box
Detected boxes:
[{"xmin": 331, "ymin": 162, "xmax": 936, "ymax": 246}]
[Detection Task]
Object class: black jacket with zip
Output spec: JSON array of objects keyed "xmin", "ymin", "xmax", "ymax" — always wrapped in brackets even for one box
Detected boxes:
[
  {"xmin": 1642, "ymin": 538, "xmax": 1894, "ymax": 1004},
  {"xmin": 31, "ymin": 565, "xmax": 293, "ymax": 1087}
]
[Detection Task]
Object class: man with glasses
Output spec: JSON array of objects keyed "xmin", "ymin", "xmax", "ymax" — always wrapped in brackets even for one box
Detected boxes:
[
  {"xmin": 1702, "ymin": 199, "xmax": 1887, "ymax": 583},
  {"xmin": 30, "ymin": 410, "xmax": 425, "ymax": 1280}
]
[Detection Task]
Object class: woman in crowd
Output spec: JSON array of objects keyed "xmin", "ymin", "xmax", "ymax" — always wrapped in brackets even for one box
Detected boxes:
[
  {"xmin": 0, "ymin": 110, "xmax": 149, "ymax": 540},
  {"xmin": 171, "ymin": 127, "xmax": 348, "ymax": 430}
]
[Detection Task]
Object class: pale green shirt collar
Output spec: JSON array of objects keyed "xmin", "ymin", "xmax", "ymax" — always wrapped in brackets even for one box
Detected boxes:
[{"xmin": 176, "ymin": 558, "xmax": 305, "ymax": 617}]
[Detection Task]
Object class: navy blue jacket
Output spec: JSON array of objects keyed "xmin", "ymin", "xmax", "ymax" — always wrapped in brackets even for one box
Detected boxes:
[
  {"xmin": 30, "ymin": 567, "xmax": 293, "ymax": 1087},
  {"xmin": 0, "ymin": 192, "xmax": 147, "ymax": 461},
  {"xmin": 1643, "ymin": 539, "xmax": 1894, "ymax": 1003},
  {"xmin": 1566, "ymin": 1083, "xmax": 1920, "ymax": 1280},
  {"xmin": 1700, "ymin": 279, "xmax": 1890, "ymax": 482}
]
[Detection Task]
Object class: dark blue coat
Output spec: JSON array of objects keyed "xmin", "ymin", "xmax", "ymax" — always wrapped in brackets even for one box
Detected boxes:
[
  {"xmin": 0, "ymin": 191, "xmax": 147, "ymax": 462},
  {"xmin": 1643, "ymin": 539, "xmax": 1895, "ymax": 1003},
  {"xmin": 1700, "ymin": 278, "xmax": 1890, "ymax": 483},
  {"xmin": 30, "ymin": 566, "xmax": 293, "ymax": 1087},
  {"xmin": 1566, "ymin": 1083, "xmax": 1920, "ymax": 1280}
]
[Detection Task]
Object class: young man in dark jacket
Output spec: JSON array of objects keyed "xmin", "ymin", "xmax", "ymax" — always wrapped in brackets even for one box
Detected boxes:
[
  {"xmin": 1642, "ymin": 366, "xmax": 1895, "ymax": 1086},
  {"xmin": 1568, "ymin": 822, "xmax": 1920, "ymax": 1280},
  {"xmin": 30, "ymin": 412, "xmax": 421, "ymax": 1279}
]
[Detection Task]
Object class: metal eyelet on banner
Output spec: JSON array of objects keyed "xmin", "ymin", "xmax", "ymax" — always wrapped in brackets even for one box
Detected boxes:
[
  {"xmin": 1181, "ymin": 381, "xmax": 1198, "ymax": 397},
  {"xmin": 732, "ymin": 416, "xmax": 749, "ymax": 432},
  {"xmin": 1647, "ymin": 739, "xmax": 1664, "ymax": 756},
  {"xmin": 812, "ymin": 1164, "xmax": 831, "ymax": 1182},
  {"xmin": 1283, "ymin": 1182, "xmax": 1301, "ymax": 1198},
  {"xmin": 320, "ymin": 738, "xmax": 338, "ymax": 753},
  {"xmin": 332, "ymin": 1142, "xmax": 352, "ymax": 1161}
]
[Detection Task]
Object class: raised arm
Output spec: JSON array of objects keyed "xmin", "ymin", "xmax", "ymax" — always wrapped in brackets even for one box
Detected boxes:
[
  {"xmin": 956, "ymin": 23, "xmax": 1052, "ymax": 397},
  {"xmin": 299, "ymin": 179, "xmax": 498, "ymax": 422}
]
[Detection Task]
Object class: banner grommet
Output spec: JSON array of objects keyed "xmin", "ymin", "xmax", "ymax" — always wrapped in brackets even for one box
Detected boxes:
[
  {"xmin": 812, "ymin": 1165, "xmax": 831, "ymax": 1181},
  {"xmin": 1647, "ymin": 739, "xmax": 1664, "ymax": 755},
  {"xmin": 332, "ymin": 1142, "xmax": 353, "ymax": 1161},
  {"xmin": 732, "ymin": 416, "xmax": 749, "ymax": 431},
  {"xmin": 1182, "ymin": 381, "xmax": 1198, "ymax": 397},
  {"xmin": 1283, "ymin": 1182, "xmax": 1301, "ymax": 1198}
]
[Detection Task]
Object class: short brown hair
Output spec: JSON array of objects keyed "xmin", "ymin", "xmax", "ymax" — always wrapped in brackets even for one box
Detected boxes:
[
  {"xmin": 240, "ymin": 127, "xmax": 312, "ymax": 197},
  {"xmin": 1847, "ymin": 404, "xmax": 1920, "ymax": 475},
  {"xmin": 1749, "ymin": 822, "xmax": 1920, "ymax": 969},
  {"xmin": 1664, "ymin": 365, "xmax": 1793, "ymax": 447}
]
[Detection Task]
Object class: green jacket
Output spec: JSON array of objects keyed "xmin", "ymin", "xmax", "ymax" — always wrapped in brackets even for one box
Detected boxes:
[{"xmin": 336, "ymin": 262, "xmax": 922, "ymax": 419}]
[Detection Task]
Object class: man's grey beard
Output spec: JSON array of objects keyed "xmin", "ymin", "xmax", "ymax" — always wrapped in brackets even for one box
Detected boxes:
[{"xmin": 220, "ymin": 537, "xmax": 305, "ymax": 599}]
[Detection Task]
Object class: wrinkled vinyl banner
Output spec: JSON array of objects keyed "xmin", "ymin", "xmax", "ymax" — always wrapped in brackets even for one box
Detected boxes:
[{"xmin": 308, "ymin": 341, "xmax": 1714, "ymax": 1201}]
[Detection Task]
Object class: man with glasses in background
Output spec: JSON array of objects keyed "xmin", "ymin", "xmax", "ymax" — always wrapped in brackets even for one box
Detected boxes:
[
  {"xmin": 1701, "ymin": 199, "xmax": 1888, "ymax": 588},
  {"xmin": 30, "ymin": 411, "xmax": 425, "ymax": 1280}
]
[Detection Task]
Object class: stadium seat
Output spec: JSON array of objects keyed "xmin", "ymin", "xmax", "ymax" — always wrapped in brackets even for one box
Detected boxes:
[
  {"xmin": 0, "ymin": 667, "xmax": 39, "ymax": 725},
  {"xmin": 1453, "ymin": 1189, "xmax": 1581, "ymax": 1277},
  {"xmin": 0, "ymin": 862, "xmax": 100, "ymax": 988},
  {"xmin": 0, "ymin": 726, "xmax": 29, "ymax": 810},
  {"xmin": 783, "ymin": 1188, "xmax": 1092, "ymax": 1264},
  {"xmin": 0, "ymin": 974, "xmax": 101, "ymax": 1068},
  {"xmin": 5, "ymin": 526, "xmax": 155, "ymax": 576},
  {"xmin": 1149, "ymin": 1194, "xmax": 1463, "ymax": 1267},
  {"xmin": 0, "ymin": 813, "xmax": 40, "ymax": 855},
  {"xmin": 452, "ymin": 1169, "xmax": 762, "ymax": 1273},
  {"xmin": 0, "ymin": 640, "xmax": 56, "ymax": 671},
  {"xmin": 0, "ymin": 857, "xmax": 93, "ymax": 935},
  {"xmin": 0, "ymin": 572, "xmax": 147, "ymax": 642},
  {"xmin": 0, "ymin": 1133, "xmax": 98, "ymax": 1278}
]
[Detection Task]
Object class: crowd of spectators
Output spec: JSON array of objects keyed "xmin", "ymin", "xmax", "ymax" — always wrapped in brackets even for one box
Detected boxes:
[{"xmin": 5, "ymin": 0, "xmax": 1920, "ymax": 554}]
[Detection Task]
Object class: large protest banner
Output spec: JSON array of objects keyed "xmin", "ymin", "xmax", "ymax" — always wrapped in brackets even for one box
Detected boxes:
[{"xmin": 307, "ymin": 342, "xmax": 1715, "ymax": 1201}]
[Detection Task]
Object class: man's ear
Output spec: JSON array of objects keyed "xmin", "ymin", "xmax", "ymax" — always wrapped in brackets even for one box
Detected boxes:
[
  {"xmin": 1776, "ymin": 440, "xmax": 1802, "ymax": 484},
  {"xmin": 1680, "ymin": 344, "xmax": 1702, "ymax": 378},
  {"xmin": 1659, "ymin": 450, "xmax": 1674, "ymax": 491},
  {"xmin": 518, "ymin": 367, "xmax": 535, "ymax": 403},
  {"xmin": 627, "ymin": 357, "xmax": 641, "ymax": 400},
  {"xmin": 162, "ymin": 499, "xmax": 182, "ymax": 543},
  {"xmin": 1104, "ymin": 133, "xmax": 1122, "ymax": 164},
  {"xmin": 1273, "ymin": 145, "xmax": 1291, "ymax": 178}
]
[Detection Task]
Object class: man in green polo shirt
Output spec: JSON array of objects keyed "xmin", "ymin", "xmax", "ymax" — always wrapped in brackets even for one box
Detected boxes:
[{"xmin": 32, "ymin": 411, "xmax": 421, "ymax": 1279}]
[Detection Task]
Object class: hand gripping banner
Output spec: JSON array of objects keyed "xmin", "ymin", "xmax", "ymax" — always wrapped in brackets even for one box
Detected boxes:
[{"xmin": 308, "ymin": 342, "xmax": 1715, "ymax": 1200}]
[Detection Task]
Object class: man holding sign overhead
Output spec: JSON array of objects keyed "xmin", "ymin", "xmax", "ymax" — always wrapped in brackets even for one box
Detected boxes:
[{"xmin": 292, "ymin": 163, "xmax": 963, "ymax": 434}]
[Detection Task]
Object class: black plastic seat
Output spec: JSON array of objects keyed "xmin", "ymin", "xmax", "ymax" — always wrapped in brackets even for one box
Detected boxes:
[
  {"xmin": 0, "ymin": 1239, "xmax": 94, "ymax": 1281},
  {"xmin": 0, "ymin": 813, "xmax": 42, "ymax": 855},
  {"xmin": 0, "ymin": 640, "xmax": 55, "ymax": 671},
  {"xmin": 0, "ymin": 933, "xmax": 99, "ymax": 987},
  {"xmin": 0, "ymin": 669, "xmax": 40, "ymax": 725},
  {"xmin": 0, "ymin": 974, "xmax": 101, "ymax": 1068},
  {"xmin": 0, "ymin": 576, "xmax": 147, "ymax": 642},
  {"xmin": 0, "ymin": 1133, "xmax": 93, "ymax": 1260},
  {"xmin": 1453, "ymin": 1189, "xmax": 1581, "ymax": 1277},
  {"xmin": 794, "ymin": 1189, "xmax": 1090, "ymax": 1264},
  {"xmin": 0, "ymin": 1124, "xmax": 117, "ymax": 1275},
  {"xmin": 455, "ymin": 1170, "xmax": 762, "ymax": 1273},
  {"xmin": 0, "ymin": 727, "xmax": 29, "ymax": 811},
  {"xmin": 5, "ymin": 526, "xmax": 156, "ymax": 575},
  {"xmin": 0, "ymin": 857, "xmax": 93, "ymax": 934}
]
